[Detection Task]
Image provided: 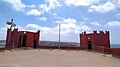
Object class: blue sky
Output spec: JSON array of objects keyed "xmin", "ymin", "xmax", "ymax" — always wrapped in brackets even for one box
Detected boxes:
[{"xmin": 0, "ymin": 0, "xmax": 120, "ymax": 44}]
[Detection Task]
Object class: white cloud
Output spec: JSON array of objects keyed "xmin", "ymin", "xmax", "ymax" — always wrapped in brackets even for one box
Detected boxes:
[
  {"xmin": 82, "ymin": 17, "xmax": 89, "ymax": 21},
  {"xmin": 112, "ymin": 0, "xmax": 120, "ymax": 6},
  {"xmin": 26, "ymin": 24, "xmax": 52, "ymax": 32},
  {"xmin": 91, "ymin": 22, "xmax": 101, "ymax": 26},
  {"xmin": 25, "ymin": 20, "xmax": 91, "ymax": 42},
  {"xmin": 38, "ymin": 17, "xmax": 47, "ymax": 21},
  {"xmin": 107, "ymin": 21, "xmax": 120, "ymax": 27},
  {"xmin": 0, "ymin": 25, "xmax": 10, "ymax": 40},
  {"xmin": 26, "ymin": 4, "xmax": 36, "ymax": 8},
  {"xmin": 65, "ymin": 0, "xmax": 98, "ymax": 6},
  {"xmin": 56, "ymin": 17, "xmax": 77, "ymax": 24},
  {"xmin": 26, "ymin": 24, "xmax": 41, "ymax": 30},
  {"xmin": 89, "ymin": 2, "xmax": 115, "ymax": 13},
  {"xmin": 63, "ymin": 17, "xmax": 77, "ymax": 24},
  {"xmin": 56, "ymin": 17, "xmax": 77, "ymax": 30},
  {"xmin": 26, "ymin": 9, "xmax": 41, "ymax": 16},
  {"xmin": 39, "ymin": 0, "xmax": 62, "ymax": 12},
  {"xmin": 0, "ymin": 30, "xmax": 6, "ymax": 40},
  {"xmin": 80, "ymin": 25, "xmax": 91, "ymax": 31},
  {"xmin": 2, "ymin": 0, "xmax": 26, "ymax": 11},
  {"xmin": 26, "ymin": 23, "xmax": 59, "ymax": 41},
  {"xmin": 2, "ymin": 0, "xmax": 36, "ymax": 11},
  {"xmin": 39, "ymin": 4, "xmax": 49, "ymax": 12},
  {"xmin": 56, "ymin": 17, "xmax": 91, "ymax": 34}
]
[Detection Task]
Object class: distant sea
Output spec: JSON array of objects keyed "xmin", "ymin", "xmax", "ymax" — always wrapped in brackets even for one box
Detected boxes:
[{"xmin": 111, "ymin": 44, "xmax": 120, "ymax": 48}]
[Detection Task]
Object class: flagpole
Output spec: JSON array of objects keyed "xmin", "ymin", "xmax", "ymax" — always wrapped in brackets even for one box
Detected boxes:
[{"xmin": 59, "ymin": 24, "xmax": 60, "ymax": 50}]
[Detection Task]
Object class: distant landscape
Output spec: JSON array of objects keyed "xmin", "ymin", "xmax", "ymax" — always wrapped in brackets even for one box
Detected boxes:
[
  {"xmin": 0, "ymin": 40, "xmax": 79, "ymax": 48},
  {"xmin": 0, "ymin": 40, "xmax": 120, "ymax": 48}
]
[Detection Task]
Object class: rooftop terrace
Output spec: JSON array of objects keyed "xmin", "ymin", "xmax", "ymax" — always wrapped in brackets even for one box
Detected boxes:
[{"xmin": 0, "ymin": 49, "xmax": 120, "ymax": 67}]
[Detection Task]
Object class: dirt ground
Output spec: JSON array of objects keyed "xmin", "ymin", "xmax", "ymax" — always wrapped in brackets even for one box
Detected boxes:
[{"xmin": 0, "ymin": 49, "xmax": 120, "ymax": 67}]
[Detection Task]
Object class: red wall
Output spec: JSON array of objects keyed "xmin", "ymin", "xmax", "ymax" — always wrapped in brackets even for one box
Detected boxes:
[
  {"xmin": 0, "ymin": 48, "xmax": 5, "ymax": 52},
  {"xmin": 80, "ymin": 31, "xmax": 110, "ymax": 53},
  {"xmin": 35, "ymin": 30, "xmax": 40, "ymax": 48},
  {"xmin": 6, "ymin": 28, "xmax": 40, "ymax": 49},
  {"xmin": 12, "ymin": 29, "xmax": 18, "ymax": 48},
  {"xmin": 26, "ymin": 32, "xmax": 34, "ymax": 47},
  {"xmin": 94, "ymin": 46, "xmax": 111, "ymax": 54},
  {"xmin": 111, "ymin": 48, "xmax": 120, "ymax": 58}
]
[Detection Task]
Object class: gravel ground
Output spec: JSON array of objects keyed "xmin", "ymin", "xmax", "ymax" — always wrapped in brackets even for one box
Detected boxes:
[{"xmin": 0, "ymin": 49, "xmax": 120, "ymax": 67}]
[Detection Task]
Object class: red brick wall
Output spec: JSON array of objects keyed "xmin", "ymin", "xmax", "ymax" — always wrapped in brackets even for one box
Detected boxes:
[
  {"xmin": 35, "ymin": 30, "xmax": 40, "ymax": 48},
  {"xmin": 12, "ymin": 29, "xmax": 18, "ymax": 48},
  {"xmin": 6, "ymin": 29, "xmax": 12, "ymax": 49},
  {"xmin": 80, "ymin": 31, "xmax": 110, "ymax": 53},
  {"xmin": 26, "ymin": 32, "xmax": 34, "ymax": 47},
  {"xmin": 6, "ymin": 29, "xmax": 40, "ymax": 49},
  {"xmin": 94, "ymin": 46, "xmax": 111, "ymax": 54},
  {"xmin": 111, "ymin": 48, "xmax": 120, "ymax": 58},
  {"xmin": 0, "ymin": 48, "xmax": 5, "ymax": 52}
]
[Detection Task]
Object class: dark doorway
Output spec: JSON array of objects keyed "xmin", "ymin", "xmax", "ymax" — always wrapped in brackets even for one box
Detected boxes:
[
  {"xmin": 87, "ymin": 41, "xmax": 92, "ymax": 50},
  {"xmin": 33, "ymin": 40, "xmax": 37, "ymax": 48},
  {"xmin": 22, "ymin": 35, "xmax": 26, "ymax": 47},
  {"xmin": 18, "ymin": 35, "xmax": 22, "ymax": 48},
  {"xmin": 18, "ymin": 35, "xmax": 27, "ymax": 47}
]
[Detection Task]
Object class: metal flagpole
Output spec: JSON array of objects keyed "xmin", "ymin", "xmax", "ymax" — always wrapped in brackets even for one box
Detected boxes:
[{"xmin": 59, "ymin": 25, "xmax": 60, "ymax": 51}]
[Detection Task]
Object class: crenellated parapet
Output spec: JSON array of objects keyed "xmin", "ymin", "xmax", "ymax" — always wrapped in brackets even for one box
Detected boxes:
[
  {"xmin": 80, "ymin": 30, "xmax": 109, "ymax": 35},
  {"xmin": 80, "ymin": 30, "xmax": 110, "ymax": 53}
]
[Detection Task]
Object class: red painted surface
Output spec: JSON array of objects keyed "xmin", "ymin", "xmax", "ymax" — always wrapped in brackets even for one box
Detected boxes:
[
  {"xmin": 80, "ymin": 31, "xmax": 110, "ymax": 53},
  {"xmin": 6, "ymin": 28, "xmax": 40, "ymax": 49},
  {"xmin": 0, "ymin": 48, "xmax": 5, "ymax": 52},
  {"xmin": 94, "ymin": 46, "xmax": 111, "ymax": 54},
  {"xmin": 111, "ymin": 48, "xmax": 120, "ymax": 58}
]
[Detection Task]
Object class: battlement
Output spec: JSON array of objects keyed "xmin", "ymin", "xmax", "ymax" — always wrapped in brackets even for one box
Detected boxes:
[{"xmin": 80, "ymin": 30, "xmax": 109, "ymax": 35}]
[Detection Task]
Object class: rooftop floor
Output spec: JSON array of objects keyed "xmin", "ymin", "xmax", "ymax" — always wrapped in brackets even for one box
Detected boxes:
[{"xmin": 0, "ymin": 49, "xmax": 120, "ymax": 67}]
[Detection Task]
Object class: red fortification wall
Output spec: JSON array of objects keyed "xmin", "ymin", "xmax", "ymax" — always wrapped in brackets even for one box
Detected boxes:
[
  {"xmin": 111, "ymin": 48, "xmax": 120, "ymax": 58},
  {"xmin": 6, "ymin": 28, "xmax": 40, "ymax": 49},
  {"xmin": 80, "ymin": 31, "xmax": 111, "ymax": 53}
]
